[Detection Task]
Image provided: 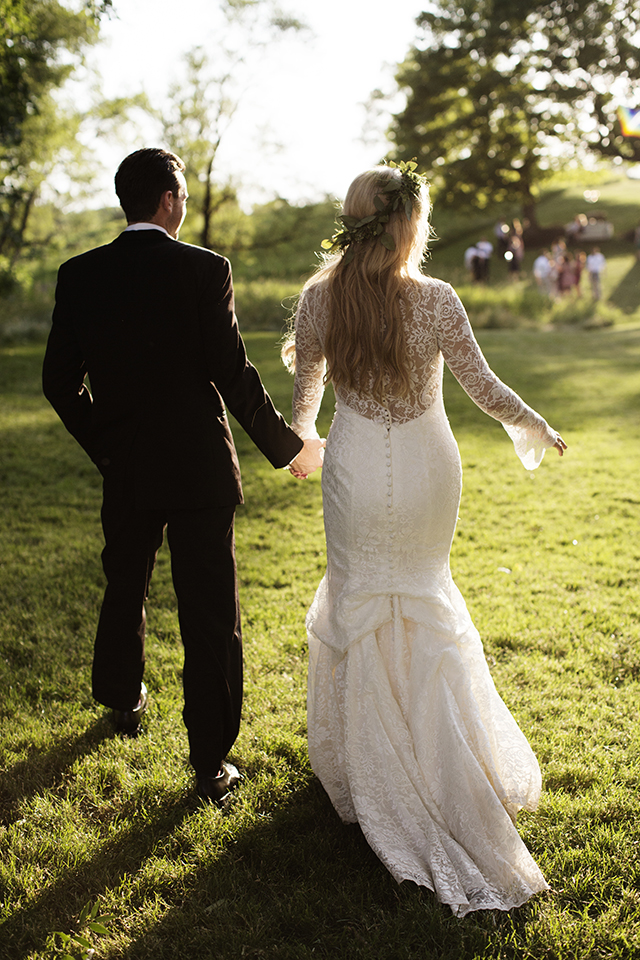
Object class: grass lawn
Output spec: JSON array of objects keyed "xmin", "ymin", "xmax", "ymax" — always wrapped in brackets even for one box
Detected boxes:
[
  {"xmin": 425, "ymin": 172, "xmax": 640, "ymax": 330},
  {"xmin": 1, "ymin": 323, "xmax": 640, "ymax": 959}
]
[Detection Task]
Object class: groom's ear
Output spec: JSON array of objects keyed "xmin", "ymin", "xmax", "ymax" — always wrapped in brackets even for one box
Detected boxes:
[{"xmin": 158, "ymin": 190, "xmax": 176, "ymax": 214}]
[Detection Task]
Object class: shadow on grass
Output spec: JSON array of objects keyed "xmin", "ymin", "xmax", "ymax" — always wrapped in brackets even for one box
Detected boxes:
[
  {"xmin": 2, "ymin": 790, "xmax": 192, "ymax": 960},
  {"xmin": 0, "ymin": 718, "xmax": 113, "ymax": 826},
  {"xmin": 2, "ymin": 772, "xmax": 546, "ymax": 960},
  {"xmin": 117, "ymin": 782, "xmax": 540, "ymax": 960},
  {"xmin": 609, "ymin": 259, "xmax": 640, "ymax": 314},
  {"xmin": 442, "ymin": 325, "xmax": 640, "ymax": 437}
]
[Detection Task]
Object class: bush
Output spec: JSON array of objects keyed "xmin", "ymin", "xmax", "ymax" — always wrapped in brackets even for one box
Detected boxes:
[
  {"xmin": 549, "ymin": 297, "xmax": 622, "ymax": 329},
  {"xmin": 0, "ymin": 274, "xmax": 304, "ymax": 343},
  {"xmin": 234, "ymin": 279, "xmax": 302, "ymax": 332},
  {"xmin": 456, "ymin": 282, "xmax": 625, "ymax": 331},
  {"xmin": 0, "ymin": 263, "xmax": 56, "ymax": 344},
  {"xmin": 456, "ymin": 283, "xmax": 549, "ymax": 329},
  {"xmin": 1, "ymin": 267, "xmax": 623, "ymax": 345}
]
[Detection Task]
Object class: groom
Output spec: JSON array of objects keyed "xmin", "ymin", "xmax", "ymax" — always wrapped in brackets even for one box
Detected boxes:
[{"xmin": 42, "ymin": 147, "xmax": 323, "ymax": 805}]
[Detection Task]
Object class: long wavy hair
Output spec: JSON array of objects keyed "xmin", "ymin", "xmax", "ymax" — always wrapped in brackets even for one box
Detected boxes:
[{"xmin": 283, "ymin": 166, "xmax": 432, "ymax": 401}]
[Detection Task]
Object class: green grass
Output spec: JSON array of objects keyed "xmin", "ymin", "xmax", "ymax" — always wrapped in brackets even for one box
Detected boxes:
[
  {"xmin": 1, "ymin": 326, "xmax": 640, "ymax": 959},
  {"xmin": 425, "ymin": 171, "xmax": 640, "ymax": 329}
]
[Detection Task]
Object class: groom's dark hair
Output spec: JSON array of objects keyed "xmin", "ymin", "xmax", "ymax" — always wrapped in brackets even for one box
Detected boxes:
[{"xmin": 115, "ymin": 148, "xmax": 186, "ymax": 223}]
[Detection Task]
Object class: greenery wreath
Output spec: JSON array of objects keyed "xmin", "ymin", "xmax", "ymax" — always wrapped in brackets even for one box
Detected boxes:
[{"xmin": 321, "ymin": 159, "xmax": 428, "ymax": 264}]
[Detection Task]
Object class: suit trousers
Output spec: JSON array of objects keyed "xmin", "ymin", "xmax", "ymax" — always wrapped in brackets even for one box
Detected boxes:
[{"xmin": 92, "ymin": 472, "xmax": 242, "ymax": 777}]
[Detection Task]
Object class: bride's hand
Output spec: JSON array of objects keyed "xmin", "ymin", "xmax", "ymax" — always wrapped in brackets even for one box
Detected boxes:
[
  {"xmin": 289, "ymin": 438, "xmax": 326, "ymax": 478},
  {"xmin": 553, "ymin": 435, "xmax": 567, "ymax": 456}
]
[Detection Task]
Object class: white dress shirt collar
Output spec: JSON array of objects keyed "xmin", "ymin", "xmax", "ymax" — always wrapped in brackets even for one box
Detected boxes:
[{"xmin": 123, "ymin": 223, "xmax": 171, "ymax": 237}]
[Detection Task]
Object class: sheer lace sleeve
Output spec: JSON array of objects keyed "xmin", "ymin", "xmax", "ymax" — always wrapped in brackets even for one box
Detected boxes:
[
  {"xmin": 291, "ymin": 288, "xmax": 327, "ymax": 440},
  {"xmin": 436, "ymin": 283, "xmax": 558, "ymax": 470}
]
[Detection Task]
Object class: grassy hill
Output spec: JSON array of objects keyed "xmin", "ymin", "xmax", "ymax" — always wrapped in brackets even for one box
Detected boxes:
[{"xmin": 425, "ymin": 171, "xmax": 640, "ymax": 327}]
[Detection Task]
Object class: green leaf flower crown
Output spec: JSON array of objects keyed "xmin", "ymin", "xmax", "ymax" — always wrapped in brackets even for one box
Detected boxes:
[{"xmin": 321, "ymin": 160, "xmax": 428, "ymax": 265}]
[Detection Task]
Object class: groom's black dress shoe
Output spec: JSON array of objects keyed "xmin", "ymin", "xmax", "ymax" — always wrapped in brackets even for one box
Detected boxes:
[
  {"xmin": 197, "ymin": 762, "xmax": 243, "ymax": 808},
  {"xmin": 113, "ymin": 682, "xmax": 148, "ymax": 737}
]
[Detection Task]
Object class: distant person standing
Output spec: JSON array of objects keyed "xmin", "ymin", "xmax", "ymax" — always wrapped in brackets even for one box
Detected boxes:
[
  {"xmin": 533, "ymin": 250, "xmax": 553, "ymax": 296},
  {"xmin": 476, "ymin": 237, "xmax": 493, "ymax": 281},
  {"xmin": 464, "ymin": 244, "xmax": 482, "ymax": 282},
  {"xmin": 586, "ymin": 246, "xmax": 606, "ymax": 301},
  {"xmin": 565, "ymin": 214, "xmax": 587, "ymax": 243},
  {"xmin": 557, "ymin": 254, "xmax": 575, "ymax": 296},
  {"xmin": 551, "ymin": 238, "xmax": 566, "ymax": 263},
  {"xmin": 506, "ymin": 234, "xmax": 524, "ymax": 281},
  {"xmin": 573, "ymin": 251, "xmax": 586, "ymax": 297},
  {"xmin": 507, "ymin": 220, "xmax": 525, "ymax": 280}
]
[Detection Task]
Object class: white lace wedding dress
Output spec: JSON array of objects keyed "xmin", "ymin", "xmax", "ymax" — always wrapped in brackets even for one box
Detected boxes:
[{"xmin": 291, "ymin": 277, "xmax": 557, "ymax": 917}]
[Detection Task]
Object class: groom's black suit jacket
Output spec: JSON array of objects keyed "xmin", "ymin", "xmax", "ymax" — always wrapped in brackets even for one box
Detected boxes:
[{"xmin": 43, "ymin": 229, "xmax": 303, "ymax": 508}]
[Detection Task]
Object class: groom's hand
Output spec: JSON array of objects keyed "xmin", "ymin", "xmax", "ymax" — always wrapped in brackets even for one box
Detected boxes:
[{"xmin": 289, "ymin": 438, "xmax": 325, "ymax": 479}]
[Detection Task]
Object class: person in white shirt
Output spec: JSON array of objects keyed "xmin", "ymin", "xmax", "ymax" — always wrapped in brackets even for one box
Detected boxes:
[
  {"xmin": 475, "ymin": 237, "xmax": 493, "ymax": 281},
  {"xmin": 533, "ymin": 250, "xmax": 553, "ymax": 296},
  {"xmin": 586, "ymin": 247, "xmax": 606, "ymax": 301}
]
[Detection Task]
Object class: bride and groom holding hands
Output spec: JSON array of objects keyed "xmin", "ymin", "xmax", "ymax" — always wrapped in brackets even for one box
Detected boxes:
[{"xmin": 44, "ymin": 147, "xmax": 566, "ymax": 917}]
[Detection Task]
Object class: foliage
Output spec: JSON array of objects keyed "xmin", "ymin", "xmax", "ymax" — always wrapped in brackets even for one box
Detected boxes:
[
  {"xmin": 0, "ymin": 0, "xmax": 110, "ymax": 146},
  {"xmin": 160, "ymin": 45, "xmax": 242, "ymax": 251},
  {"xmin": 320, "ymin": 160, "xmax": 427, "ymax": 262},
  {"xmin": 0, "ymin": 204, "xmax": 127, "ymax": 343},
  {"xmin": 1, "ymin": 100, "xmax": 88, "ymax": 280},
  {"xmin": 429, "ymin": 281, "xmax": 627, "ymax": 331},
  {"xmin": 48, "ymin": 900, "xmax": 113, "ymax": 960},
  {"xmin": 4, "ymin": 171, "xmax": 639, "ymax": 345},
  {"xmin": 233, "ymin": 278, "xmax": 301, "ymax": 332},
  {"xmin": 168, "ymin": 190, "xmax": 337, "ymax": 283},
  {"xmin": 549, "ymin": 296, "xmax": 621, "ymax": 328},
  {"xmin": 159, "ymin": 1, "xmax": 305, "ymax": 250},
  {"xmin": 0, "ymin": 0, "xmax": 30, "ymax": 146},
  {"xmin": 231, "ymin": 196, "xmax": 337, "ymax": 282},
  {"xmin": 454, "ymin": 283, "xmax": 551, "ymax": 329},
  {"xmin": 389, "ymin": 0, "xmax": 640, "ymax": 220},
  {"xmin": 0, "ymin": 195, "xmax": 337, "ymax": 342},
  {"xmin": 0, "ymin": 0, "xmax": 109, "ymax": 272},
  {"xmin": 1, "ymin": 328, "xmax": 640, "ymax": 958}
]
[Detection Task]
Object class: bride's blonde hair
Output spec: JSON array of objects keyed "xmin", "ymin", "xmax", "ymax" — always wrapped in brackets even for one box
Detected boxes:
[{"xmin": 282, "ymin": 166, "xmax": 432, "ymax": 401}]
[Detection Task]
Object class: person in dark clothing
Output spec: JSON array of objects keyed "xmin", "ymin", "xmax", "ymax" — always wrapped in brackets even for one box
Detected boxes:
[{"xmin": 42, "ymin": 148, "xmax": 324, "ymax": 805}]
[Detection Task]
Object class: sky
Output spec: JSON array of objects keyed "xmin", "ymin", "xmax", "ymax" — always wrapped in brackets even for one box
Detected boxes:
[{"xmin": 77, "ymin": 0, "xmax": 428, "ymax": 208}]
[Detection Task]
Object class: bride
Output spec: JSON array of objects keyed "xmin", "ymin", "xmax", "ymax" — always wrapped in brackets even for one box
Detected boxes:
[{"xmin": 282, "ymin": 162, "xmax": 566, "ymax": 917}]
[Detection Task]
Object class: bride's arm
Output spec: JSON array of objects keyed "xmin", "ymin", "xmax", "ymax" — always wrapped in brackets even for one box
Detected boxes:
[
  {"xmin": 436, "ymin": 282, "xmax": 566, "ymax": 469},
  {"xmin": 290, "ymin": 290, "xmax": 327, "ymax": 441}
]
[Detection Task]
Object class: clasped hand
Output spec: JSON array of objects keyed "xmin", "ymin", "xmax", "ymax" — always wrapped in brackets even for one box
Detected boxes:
[{"xmin": 289, "ymin": 438, "xmax": 326, "ymax": 479}]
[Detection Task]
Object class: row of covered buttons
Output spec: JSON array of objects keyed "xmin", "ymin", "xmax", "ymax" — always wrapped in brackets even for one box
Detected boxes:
[{"xmin": 384, "ymin": 411, "xmax": 395, "ymax": 556}]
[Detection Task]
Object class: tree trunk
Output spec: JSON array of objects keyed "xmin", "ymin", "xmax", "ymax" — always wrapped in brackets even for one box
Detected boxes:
[
  {"xmin": 200, "ymin": 157, "xmax": 214, "ymax": 250},
  {"xmin": 10, "ymin": 187, "xmax": 37, "ymax": 266},
  {"xmin": 0, "ymin": 189, "xmax": 20, "ymax": 258},
  {"xmin": 520, "ymin": 170, "xmax": 538, "ymax": 229},
  {"xmin": 521, "ymin": 197, "xmax": 538, "ymax": 229}
]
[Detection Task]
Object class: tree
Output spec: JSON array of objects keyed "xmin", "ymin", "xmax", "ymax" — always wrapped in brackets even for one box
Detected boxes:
[
  {"xmin": 161, "ymin": 45, "xmax": 241, "ymax": 251},
  {"xmin": 0, "ymin": 0, "xmax": 111, "ymax": 146},
  {"xmin": 389, "ymin": 1, "xmax": 640, "ymax": 222},
  {"xmin": 159, "ymin": 0, "xmax": 305, "ymax": 251},
  {"xmin": 0, "ymin": 0, "xmax": 110, "ymax": 270},
  {"xmin": 231, "ymin": 196, "xmax": 338, "ymax": 281}
]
